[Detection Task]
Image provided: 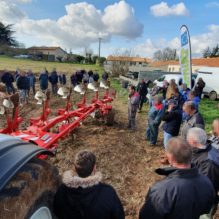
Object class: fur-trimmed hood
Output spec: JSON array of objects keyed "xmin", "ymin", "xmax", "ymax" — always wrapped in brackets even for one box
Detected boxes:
[{"xmin": 62, "ymin": 170, "xmax": 102, "ymax": 189}]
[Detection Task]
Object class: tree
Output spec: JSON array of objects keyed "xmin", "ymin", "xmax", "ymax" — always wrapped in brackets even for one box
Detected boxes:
[
  {"xmin": 0, "ymin": 22, "xmax": 18, "ymax": 47},
  {"xmin": 109, "ymin": 49, "xmax": 131, "ymax": 77},
  {"xmin": 202, "ymin": 45, "xmax": 219, "ymax": 58},
  {"xmin": 153, "ymin": 47, "xmax": 178, "ymax": 61}
]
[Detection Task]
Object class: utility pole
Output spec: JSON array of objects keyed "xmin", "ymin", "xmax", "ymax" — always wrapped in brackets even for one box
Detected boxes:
[{"xmin": 98, "ymin": 37, "xmax": 102, "ymax": 58}]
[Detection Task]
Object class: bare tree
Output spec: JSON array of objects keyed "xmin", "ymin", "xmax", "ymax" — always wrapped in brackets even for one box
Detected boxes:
[
  {"xmin": 153, "ymin": 47, "xmax": 178, "ymax": 61},
  {"xmin": 202, "ymin": 45, "xmax": 219, "ymax": 58},
  {"xmin": 109, "ymin": 49, "xmax": 131, "ymax": 77}
]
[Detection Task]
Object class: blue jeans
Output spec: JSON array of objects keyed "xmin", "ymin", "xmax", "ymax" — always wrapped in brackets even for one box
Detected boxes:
[
  {"xmin": 146, "ymin": 123, "xmax": 159, "ymax": 145},
  {"xmin": 164, "ymin": 131, "xmax": 173, "ymax": 150}
]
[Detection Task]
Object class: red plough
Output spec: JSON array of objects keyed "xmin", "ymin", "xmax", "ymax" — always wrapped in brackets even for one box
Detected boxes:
[{"xmin": 0, "ymin": 81, "xmax": 115, "ymax": 153}]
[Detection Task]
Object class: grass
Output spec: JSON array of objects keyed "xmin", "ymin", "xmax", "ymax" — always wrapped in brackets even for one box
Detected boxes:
[
  {"xmin": 0, "ymin": 55, "xmax": 103, "ymax": 75},
  {"xmin": 199, "ymin": 98, "xmax": 219, "ymax": 132}
]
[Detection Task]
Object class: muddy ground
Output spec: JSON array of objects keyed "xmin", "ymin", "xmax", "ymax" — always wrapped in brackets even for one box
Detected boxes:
[{"xmin": 0, "ymin": 88, "xmax": 165, "ymax": 219}]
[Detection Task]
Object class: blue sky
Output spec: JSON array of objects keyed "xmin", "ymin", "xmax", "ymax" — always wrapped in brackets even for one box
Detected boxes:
[{"xmin": 1, "ymin": 0, "xmax": 219, "ymax": 57}]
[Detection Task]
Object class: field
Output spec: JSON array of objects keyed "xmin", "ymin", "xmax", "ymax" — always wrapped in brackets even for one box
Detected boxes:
[
  {"xmin": 0, "ymin": 55, "xmax": 103, "ymax": 75},
  {"xmin": 0, "ymin": 56, "xmax": 218, "ymax": 218}
]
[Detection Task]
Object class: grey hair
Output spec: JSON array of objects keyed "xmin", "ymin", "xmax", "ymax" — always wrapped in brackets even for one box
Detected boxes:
[{"xmin": 187, "ymin": 127, "xmax": 207, "ymax": 145}]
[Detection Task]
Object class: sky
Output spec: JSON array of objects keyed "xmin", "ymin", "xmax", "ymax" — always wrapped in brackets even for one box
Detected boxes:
[{"xmin": 0, "ymin": 0, "xmax": 219, "ymax": 58}]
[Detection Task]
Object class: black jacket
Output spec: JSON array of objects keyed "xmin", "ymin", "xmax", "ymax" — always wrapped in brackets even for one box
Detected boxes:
[
  {"xmin": 192, "ymin": 143, "xmax": 219, "ymax": 192},
  {"xmin": 1, "ymin": 72, "xmax": 14, "ymax": 85},
  {"xmin": 49, "ymin": 71, "xmax": 58, "ymax": 84},
  {"xmin": 137, "ymin": 82, "xmax": 148, "ymax": 96},
  {"xmin": 162, "ymin": 109, "xmax": 182, "ymax": 136},
  {"xmin": 16, "ymin": 75, "xmax": 29, "ymax": 90},
  {"xmin": 54, "ymin": 171, "xmax": 124, "ymax": 219},
  {"xmin": 139, "ymin": 167, "xmax": 215, "ymax": 219}
]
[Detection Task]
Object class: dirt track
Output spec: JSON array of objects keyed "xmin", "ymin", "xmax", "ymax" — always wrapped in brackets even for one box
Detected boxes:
[
  {"xmin": 0, "ymin": 90, "xmax": 164, "ymax": 219},
  {"xmin": 48, "ymin": 95, "xmax": 164, "ymax": 219}
]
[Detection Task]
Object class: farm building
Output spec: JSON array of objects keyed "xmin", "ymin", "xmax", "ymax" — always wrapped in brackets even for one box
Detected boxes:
[{"xmin": 28, "ymin": 46, "xmax": 67, "ymax": 61}]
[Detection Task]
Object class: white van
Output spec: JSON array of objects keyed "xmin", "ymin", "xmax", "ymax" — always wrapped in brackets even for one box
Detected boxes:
[
  {"xmin": 196, "ymin": 67, "xmax": 219, "ymax": 100},
  {"xmin": 154, "ymin": 74, "xmax": 182, "ymax": 87}
]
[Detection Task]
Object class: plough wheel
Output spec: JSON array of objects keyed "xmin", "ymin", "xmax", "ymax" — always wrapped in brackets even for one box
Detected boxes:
[
  {"xmin": 0, "ymin": 158, "xmax": 60, "ymax": 219},
  {"xmin": 105, "ymin": 109, "xmax": 115, "ymax": 126}
]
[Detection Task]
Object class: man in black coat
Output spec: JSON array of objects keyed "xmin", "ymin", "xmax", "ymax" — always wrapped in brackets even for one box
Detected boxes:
[
  {"xmin": 1, "ymin": 70, "xmax": 15, "ymax": 94},
  {"xmin": 139, "ymin": 137, "xmax": 215, "ymax": 219},
  {"xmin": 187, "ymin": 127, "xmax": 219, "ymax": 217},
  {"xmin": 137, "ymin": 79, "xmax": 148, "ymax": 112},
  {"xmin": 49, "ymin": 68, "xmax": 59, "ymax": 94},
  {"xmin": 54, "ymin": 150, "xmax": 124, "ymax": 219}
]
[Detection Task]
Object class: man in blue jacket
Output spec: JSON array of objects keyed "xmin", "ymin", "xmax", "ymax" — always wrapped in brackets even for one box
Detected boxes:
[
  {"xmin": 146, "ymin": 95, "xmax": 165, "ymax": 145},
  {"xmin": 39, "ymin": 68, "xmax": 49, "ymax": 91},
  {"xmin": 139, "ymin": 137, "xmax": 215, "ymax": 219},
  {"xmin": 54, "ymin": 150, "xmax": 125, "ymax": 219},
  {"xmin": 49, "ymin": 68, "xmax": 59, "ymax": 95}
]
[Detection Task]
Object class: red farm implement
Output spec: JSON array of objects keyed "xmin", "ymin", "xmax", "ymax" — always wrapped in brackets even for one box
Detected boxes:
[{"xmin": 0, "ymin": 81, "xmax": 116, "ymax": 152}]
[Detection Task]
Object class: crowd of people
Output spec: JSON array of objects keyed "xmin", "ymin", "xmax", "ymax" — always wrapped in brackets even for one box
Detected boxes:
[
  {"xmin": 1, "ymin": 68, "xmax": 218, "ymax": 218},
  {"xmin": 52, "ymin": 77, "xmax": 219, "ymax": 219},
  {"xmin": 0, "ymin": 68, "xmax": 108, "ymax": 106}
]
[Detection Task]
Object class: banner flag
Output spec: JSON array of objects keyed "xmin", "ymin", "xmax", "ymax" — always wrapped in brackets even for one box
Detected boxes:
[{"xmin": 180, "ymin": 25, "xmax": 192, "ymax": 89}]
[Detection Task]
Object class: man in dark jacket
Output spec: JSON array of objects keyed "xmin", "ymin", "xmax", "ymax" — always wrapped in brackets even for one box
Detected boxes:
[
  {"xmin": 1, "ymin": 70, "xmax": 15, "ymax": 94},
  {"xmin": 194, "ymin": 77, "xmax": 205, "ymax": 98},
  {"xmin": 39, "ymin": 68, "xmax": 49, "ymax": 91},
  {"xmin": 139, "ymin": 137, "xmax": 215, "ymax": 219},
  {"xmin": 187, "ymin": 127, "xmax": 219, "ymax": 217},
  {"xmin": 137, "ymin": 79, "xmax": 148, "ymax": 112},
  {"xmin": 59, "ymin": 73, "xmax": 67, "ymax": 85},
  {"xmin": 187, "ymin": 127, "xmax": 219, "ymax": 192},
  {"xmin": 16, "ymin": 71, "xmax": 29, "ymax": 105},
  {"xmin": 54, "ymin": 150, "xmax": 124, "ymax": 219},
  {"xmin": 162, "ymin": 99, "xmax": 182, "ymax": 149},
  {"xmin": 181, "ymin": 101, "xmax": 205, "ymax": 139},
  {"xmin": 27, "ymin": 69, "xmax": 36, "ymax": 96},
  {"xmin": 49, "ymin": 68, "xmax": 59, "ymax": 94}
]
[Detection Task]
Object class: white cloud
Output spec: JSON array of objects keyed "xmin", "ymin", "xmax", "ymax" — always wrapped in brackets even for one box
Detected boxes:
[
  {"xmin": 0, "ymin": 0, "xmax": 143, "ymax": 49},
  {"xmin": 0, "ymin": 0, "xmax": 26, "ymax": 23},
  {"xmin": 132, "ymin": 25, "xmax": 219, "ymax": 58},
  {"xmin": 102, "ymin": 1, "xmax": 143, "ymax": 38},
  {"xmin": 150, "ymin": 2, "xmax": 189, "ymax": 17},
  {"xmin": 206, "ymin": 1, "xmax": 219, "ymax": 8}
]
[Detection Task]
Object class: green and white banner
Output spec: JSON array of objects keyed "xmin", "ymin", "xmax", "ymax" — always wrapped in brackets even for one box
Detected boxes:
[{"xmin": 180, "ymin": 25, "xmax": 192, "ymax": 89}]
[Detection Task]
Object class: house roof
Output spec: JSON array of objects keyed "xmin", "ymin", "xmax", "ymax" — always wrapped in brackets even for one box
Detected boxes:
[
  {"xmin": 107, "ymin": 56, "xmax": 152, "ymax": 63},
  {"xmin": 28, "ymin": 46, "xmax": 67, "ymax": 53},
  {"xmin": 149, "ymin": 57, "xmax": 219, "ymax": 67}
]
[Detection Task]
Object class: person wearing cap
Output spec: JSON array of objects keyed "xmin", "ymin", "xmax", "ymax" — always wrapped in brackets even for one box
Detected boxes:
[
  {"xmin": 162, "ymin": 99, "xmax": 182, "ymax": 149},
  {"xmin": 53, "ymin": 150, "xmax": 124, "ymax": 219},
  {"xmin": 146, "ymin": 95, "xmax": 165, "ymax": 145},
  {"xmin": 139, "ymin": 137, "xmax": 215, "ymax": 219}
]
